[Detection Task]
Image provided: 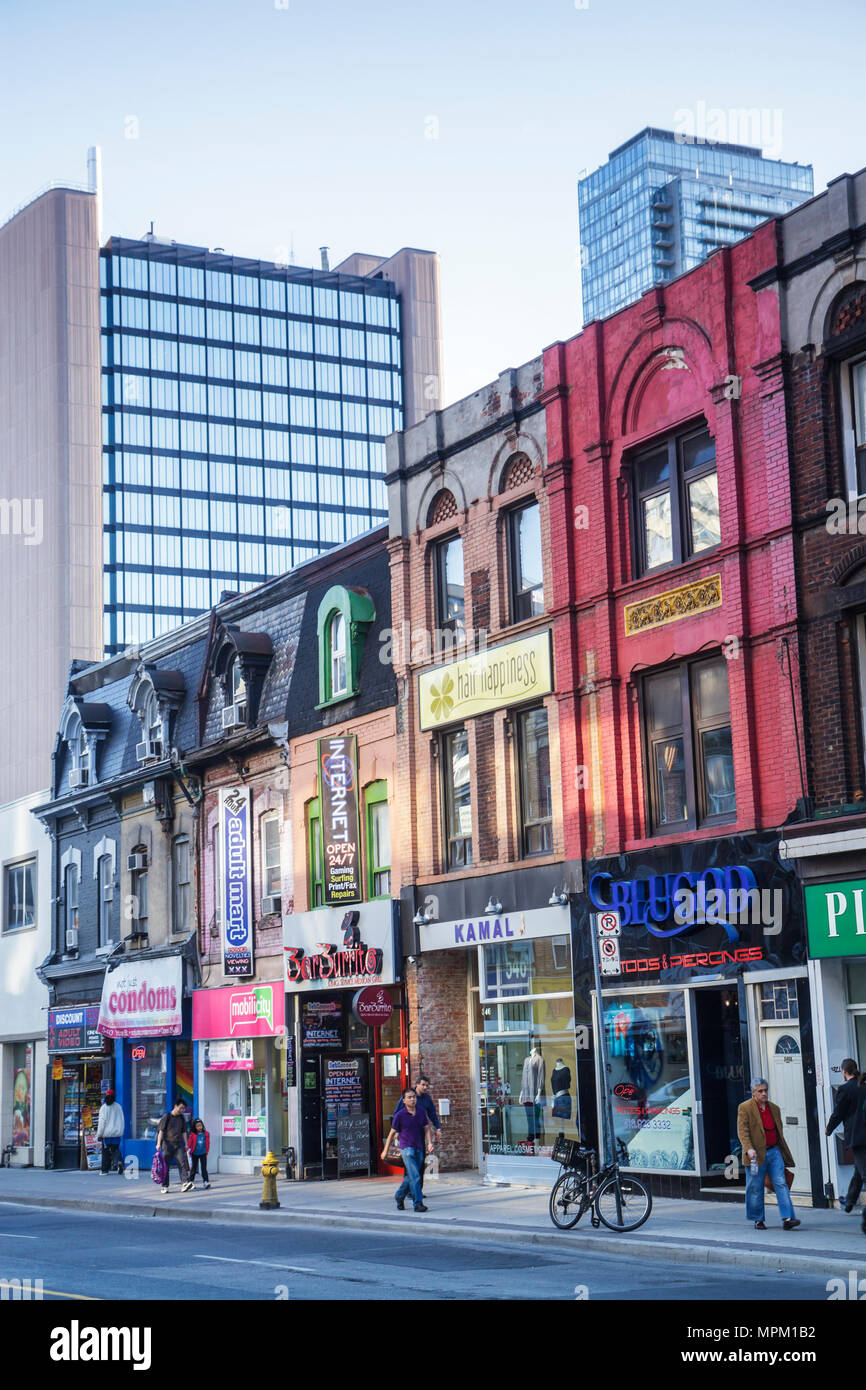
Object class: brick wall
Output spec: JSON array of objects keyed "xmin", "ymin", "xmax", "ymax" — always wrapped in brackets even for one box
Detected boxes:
[{"xmin": 406, "ymin": 952, "xmax": 474, "ymax": 1170}]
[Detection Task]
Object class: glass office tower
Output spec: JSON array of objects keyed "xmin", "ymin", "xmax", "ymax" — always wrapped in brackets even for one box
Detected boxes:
[
  {"xmin": 100, "ymin": 239, "xmax": 409, "ymax": 653},
  {"xmin": 578, "ymin": 128, "xmax": 813, "ymax": 325}
]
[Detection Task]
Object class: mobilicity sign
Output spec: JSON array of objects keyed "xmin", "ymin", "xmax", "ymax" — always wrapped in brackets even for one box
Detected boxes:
[{"xmin": 804, "ymin": 878, "xmax": 866, "ymax": 959}]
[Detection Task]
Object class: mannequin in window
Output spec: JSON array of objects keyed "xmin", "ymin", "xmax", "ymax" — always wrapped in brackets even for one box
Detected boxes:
[
  {"xmin": 519, "ymin": 1043, "xmax": 546, "ymax": 1146},
  {"xmin": 550, "ymin": 1058, "xmax": 572, "ymax": 1121}
]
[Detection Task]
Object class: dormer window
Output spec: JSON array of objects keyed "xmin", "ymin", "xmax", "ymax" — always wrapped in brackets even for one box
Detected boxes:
[
  {"xmin": 330, "ymin": 613, "xmax": 347, "ymax": 698},
  {"xmin": 129, "ymin": 664, "xmax": 184, "ymax": 764},
  {"xmin": 137, "ymin": 690, "xmax": 164, "ymax": 763},
  {"xmin": 316, "ymin": 585, "xmax": 375, "ymax": 707},
  {"xmin": 60, "ymin": 697, "xmax": 110, "ymax": 791}
]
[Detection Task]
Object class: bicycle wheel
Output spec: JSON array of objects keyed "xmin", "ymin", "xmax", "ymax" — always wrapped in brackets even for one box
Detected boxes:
[
  {"xmin": 549, "ymin": 1170, "xmax": 588, "ymax": 1230},
  {"xmin": 594, "ymin": 1171, "xmax": 652, "ymax": 1232}
]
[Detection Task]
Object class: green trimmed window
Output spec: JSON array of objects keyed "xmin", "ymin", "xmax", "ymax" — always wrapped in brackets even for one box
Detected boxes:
[
  {"xmin": 316, "ymin": 585, "xmax": 375, "ymax": 707},
  {"xmin": 307, "ymin": 798, "xmax": 324, "ymax": 908},
  {"xmin": 364, "ymin": 781, "xmax": 391, "ymax": 898}
]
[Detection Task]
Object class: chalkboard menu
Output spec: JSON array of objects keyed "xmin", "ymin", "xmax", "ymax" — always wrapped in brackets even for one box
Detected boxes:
[{"xmin": 337, "ymin": 1113, "xmax": 371, "ymax": 1176}]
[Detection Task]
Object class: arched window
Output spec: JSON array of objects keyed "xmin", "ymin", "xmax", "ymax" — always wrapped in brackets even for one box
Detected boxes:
[
  {"xmin": 230, "ymin": 658, "xmax": 247, "ymax": 707},
  {"xmin": 316, "ymin": 585, "xmax": 375, "ymax": 706},
  {"xmin": 330, "ymin": 612, "xmax": 347, "ymax": 698}
]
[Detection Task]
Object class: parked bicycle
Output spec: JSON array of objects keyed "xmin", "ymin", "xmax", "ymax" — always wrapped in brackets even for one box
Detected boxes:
[{"xmin": 548, "ymin": 1136, "xmax": 652, "ymax": 1232}]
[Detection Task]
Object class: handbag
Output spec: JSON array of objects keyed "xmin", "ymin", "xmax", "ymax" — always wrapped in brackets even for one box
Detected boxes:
[
  {"xmin": 764, "ymin": 1165, "xmax": 794, "ymax": 1192},
  {"xmin": 151, "ymin": 1150, "xmax": 168, "ymax": 1185}
]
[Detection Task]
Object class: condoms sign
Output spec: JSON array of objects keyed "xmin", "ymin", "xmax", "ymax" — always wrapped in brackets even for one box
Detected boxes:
[
  {"xmin": 221, "ymin": 785, "xmax": 254, "ymax": 977},
  {"xmin": 97, "ymin": 956, "xmax": 182, "ymax": 1038},
  {"xmin": 192, "ymin": 981, "xmax": 285, "ymax": 1039}
]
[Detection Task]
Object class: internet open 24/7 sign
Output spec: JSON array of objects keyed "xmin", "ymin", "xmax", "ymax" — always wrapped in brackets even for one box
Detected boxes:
[{"xmin": 597, "ymin": 910, "xmax": 622, "ymax": 975}]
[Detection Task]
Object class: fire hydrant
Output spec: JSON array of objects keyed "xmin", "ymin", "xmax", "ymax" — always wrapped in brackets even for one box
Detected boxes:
[{"xmin": 259, "ymin": 1151, "xmax": 281, "ymax": 1210}]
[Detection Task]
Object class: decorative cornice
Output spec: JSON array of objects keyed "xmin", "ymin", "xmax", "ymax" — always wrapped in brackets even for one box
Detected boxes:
[{"xmin": 624, "ymin": 573, "xmax": 722, "ymax": 636}]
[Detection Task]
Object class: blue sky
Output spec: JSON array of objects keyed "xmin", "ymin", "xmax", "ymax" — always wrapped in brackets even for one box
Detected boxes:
[{"xmin": 2, "ymin": 0, "xmax": 863, "ymax": 405}]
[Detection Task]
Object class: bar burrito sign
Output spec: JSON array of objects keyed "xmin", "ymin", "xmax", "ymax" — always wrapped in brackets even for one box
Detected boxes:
[
  {"xmin": 221, "ymin": 784, "xmax": 254, "ymax": 976},
  {"xmin": 97, "ymin": 955, "xmax": 182, "ymax": 1038}
]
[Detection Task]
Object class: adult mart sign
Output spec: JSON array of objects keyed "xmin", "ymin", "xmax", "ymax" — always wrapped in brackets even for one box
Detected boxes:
[{"xmin": 804, "ymin": 878, "xmax": 866, "ymax": 958}]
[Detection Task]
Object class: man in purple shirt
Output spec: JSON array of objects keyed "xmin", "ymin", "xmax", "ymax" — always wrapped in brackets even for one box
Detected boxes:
[{"xmin": 381, "ymin": 1088, "xmax": 434, "ymax": 1212}]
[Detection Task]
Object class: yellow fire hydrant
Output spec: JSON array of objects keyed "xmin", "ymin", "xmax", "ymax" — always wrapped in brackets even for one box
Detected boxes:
[{"xmin": 259, "ymin": 1151, "xmax": 281, "ymax": 1210}]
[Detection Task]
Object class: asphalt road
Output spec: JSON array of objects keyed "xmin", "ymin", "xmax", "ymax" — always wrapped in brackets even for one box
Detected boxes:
[{"xmin": 0, "ymin": 1201, "xmax": 832, "ymax": 1302}]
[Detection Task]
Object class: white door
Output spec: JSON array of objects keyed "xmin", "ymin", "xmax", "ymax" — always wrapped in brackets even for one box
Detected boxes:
[{"xmin": 763, "ymin": 1025, "xmax": 809, "ymax": 1191}]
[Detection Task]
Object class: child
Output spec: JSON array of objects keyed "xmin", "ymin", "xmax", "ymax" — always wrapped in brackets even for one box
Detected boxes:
[{"xmin": 187, "ymin": 1118, "xmax": 211, "ymax": 1188}]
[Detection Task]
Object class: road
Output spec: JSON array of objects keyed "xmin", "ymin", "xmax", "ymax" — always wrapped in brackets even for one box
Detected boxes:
[{"xmin": 0, "ymin": 1202, "xmax": 831, "ymax": 1301}]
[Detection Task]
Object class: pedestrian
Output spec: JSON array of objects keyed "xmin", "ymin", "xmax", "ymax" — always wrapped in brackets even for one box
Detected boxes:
[
  {"xmin": 737, "ymin": 1076, "xmax": 801, "ymax": 1230},
  {"xmin": 394, "ymin": 1074, "xmax": 442, "ymax": 1196},
  {"xmin": 156, "ymin": 1097, "xmax": 193, "ymax": 1194},
  {"xmin": 96, "ymin": 1090, "xmax": 125, "ymax": 1175},
  {"xmin": 187, "ymin": 1118, "xmax": 211, "ymax": 1189},
  {"xmin": 825, "ymin": 1057, "xmax": 866, "ymax": 1229},
  {"xmin": 380, "ymin": 1086, "xmax": 434, "ymax": 1213}
]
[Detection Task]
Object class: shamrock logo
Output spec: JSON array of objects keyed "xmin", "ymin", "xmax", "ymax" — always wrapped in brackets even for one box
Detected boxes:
[{"xmin": 430, "ymin": 673, "xmax": 455, "ymax": 722}]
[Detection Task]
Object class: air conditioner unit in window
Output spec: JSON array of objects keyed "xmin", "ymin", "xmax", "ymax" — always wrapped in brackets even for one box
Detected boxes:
[
  {"xmin": 127, "ymin": 852, "xmax": 147, "ymax": 872},
  {"xmin": 65, "ymin": 930, "xmax": 78, "ymax": 951},
  {"xmin": 136, "ymin": 739, "xmax": 163, "ymax": 763},
  {"xmin": 222, "ymin": 703, "xmax": 247, "ymax": 731},
  {"xmin": 69, "ymin": 768, "xmax": 89, "ymax": 789},
  {"xmin": 261, "ymin": 894, "xmax": 281, "ymax": 917}
]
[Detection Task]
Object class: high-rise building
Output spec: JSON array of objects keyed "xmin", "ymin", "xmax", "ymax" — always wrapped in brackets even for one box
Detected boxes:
[
  {"xmin": 101, "ymin": 238, "xmax": 442, "ymax": 653},
  {"xmin": 578, "ymin": 127, "xmax": 813, "ymax": 324}
]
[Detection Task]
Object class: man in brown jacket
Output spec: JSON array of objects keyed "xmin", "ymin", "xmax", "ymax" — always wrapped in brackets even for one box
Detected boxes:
[{"xmin": 737, "ymin": 1077, "xmax": 800, "ymax": 1230}]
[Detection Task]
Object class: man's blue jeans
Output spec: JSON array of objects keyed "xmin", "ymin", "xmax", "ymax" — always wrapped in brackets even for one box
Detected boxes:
[
  {"xmin": 745, "ymin": 1144, "xmax": 795, "ymax": 1223},
  {"xmin": 395, "ymin": 1147, "xmax": 424, "ymax": 1208}
]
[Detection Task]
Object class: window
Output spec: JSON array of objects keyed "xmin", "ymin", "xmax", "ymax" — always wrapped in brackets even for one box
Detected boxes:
[
  {"xmin": 516, "ymin": 707, "xmax": 552, "ymax": 856},
  {"xmin": 848, "ymin": 358, "xmax": 866, "ymax": 495},
  {"xmin": 434, "ymin": 536, "xmax": 465, "ymax": 638},
  {"xmin": 97, "ymin": 854, "xmax": 113, "ymax": 947},
  {"xmin": 230, "ymin": 658, "xmax": 247, "ymax": 709},
  {"xmin": 316, "ymin": 585, "xmax": 375, "ymax": 706},
  {"xmin": 442, "ymin": 727, "xmax": 472, "ymax": 869},
  {"xmin": 64, "ymin": 864, "xmax": 79, "ymax": 949},
  {"xmin": 4, "ymin": 859, "xmax": 35, "ymax": 931},
  {"xmin": 642, "ymin": 655, "xmax": 735, "ymax": 832},
  {"xmin": 307, "ymin": 800, "xmax": 324, "ymax": 908},
  {"xmin": 508, "ymin": 503, "xmax": 544, "ymax": 622},
  {"xmin": 131, "ymin": 852, "xmax": 148, "ymax": 936},
  {"xmin": 365, "ymin": 782, "xmax": 390, "ymax": 897},
  {"xmin": 633, "ymin": 426, "xmax": 719, "ymax": 574},
  {"xmin": 330, "ymin": 612, "xmax": 347, "ymax": 698},
  {"xmin": 172, "ymin": 837, "xmax": 190, "ymax": 934},
  {"xmin": 261, "ymin": 814, "xmax": 281, "ymax": 909}
]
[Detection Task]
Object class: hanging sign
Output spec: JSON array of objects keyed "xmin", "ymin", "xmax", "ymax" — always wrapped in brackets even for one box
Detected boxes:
[
  {"xmin": 97, "ymin": 956, "xmax": 183, "ymax": 1038},
  {"xmin": 351, "ymin": 986, "xmax": 393, "ymax": 1028},
  {"xmin": 48, "ymin": 1006, "xmax": 103, "ymax": 1053},
  {"xmin": 318, "ymin": 735, "xmax": 362, "ymax": 905},
  {"xmin": 221, "ymin": 785, "xmax": 254, "ymax": 977}
]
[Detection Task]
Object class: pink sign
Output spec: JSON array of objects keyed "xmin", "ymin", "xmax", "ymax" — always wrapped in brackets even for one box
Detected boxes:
[
  {"xmin": 193, "ymin": 982, "xmax": 285, "ymax": 1040},
  {"xmin": 351, "ymin": 986, "xmax": 393, "ymax": 1028},
  {"xmin": 221, "ymin": 1115, "xmax": 243, "ymax": 1137},
  {"xmin": 245, "ymin": 1116, "xmax": 266, "ymax": 1138}
]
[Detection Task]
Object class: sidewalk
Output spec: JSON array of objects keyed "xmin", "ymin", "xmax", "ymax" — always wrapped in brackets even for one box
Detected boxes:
[{"xmin": 1, "ymin": 1165, "xmax": 865, "ymax": 1279}]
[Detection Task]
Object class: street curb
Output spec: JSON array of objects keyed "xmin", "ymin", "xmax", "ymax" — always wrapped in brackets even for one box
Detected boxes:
[{"xmin": 2, "ymin": 1193, "xmax": 860, "ymax": 1279}]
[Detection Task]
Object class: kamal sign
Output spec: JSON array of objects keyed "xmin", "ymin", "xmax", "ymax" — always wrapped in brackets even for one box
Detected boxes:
[
  {"xmin": 221, "ymin": 785, "xmax": 254, "ymax": 977},
  {"xmin": 418, "ymin": 630, "xmax": 553, "ymax": 731},
  {"xmin": 805, "ymin": 878, "xmax": 866, "ymax": 959}
]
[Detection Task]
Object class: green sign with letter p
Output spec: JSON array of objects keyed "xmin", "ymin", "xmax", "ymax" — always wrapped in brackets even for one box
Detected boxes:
[{"xmin": 804, "ymin": 878, "xmax": 866, "ymax": 958}]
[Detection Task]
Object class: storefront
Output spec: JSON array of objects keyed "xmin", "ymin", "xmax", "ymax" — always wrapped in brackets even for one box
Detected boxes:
[
  {"xmin": 574, "ymin": 831, "xmax": 821, "ymax": 1202},
  {"xmin": 192, "ymin": 979, "xmax": 287, "ymax": 1174},
  {"xmin": 47, "ymin": 1006, "xmax": 114, "ymax": 1170},
  {"xmin": 283, "ymin": 899, "xmax": 405, "ymax": 1179},
  {"xmin": 418, "ymin": 903, "xmax": 580, "ymax": 1186}
]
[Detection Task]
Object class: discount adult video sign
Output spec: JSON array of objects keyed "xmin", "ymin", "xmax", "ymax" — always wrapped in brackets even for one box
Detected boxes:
[{"xmin": 319, "ymin": 735, "xmax": 361, "ymax": 905}]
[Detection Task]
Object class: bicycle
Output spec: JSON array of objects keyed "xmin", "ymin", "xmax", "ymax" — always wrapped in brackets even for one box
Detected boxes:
[{"xmin": 548, "ymin": 1136, "xmax": 652, "ymax": 1233}]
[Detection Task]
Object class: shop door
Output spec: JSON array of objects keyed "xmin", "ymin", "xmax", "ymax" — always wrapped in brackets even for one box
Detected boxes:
[
  {"xmin": 300, "ymin": 1054, "xmax": 370, "ymax": 1179},
  {"xmin": 375, "ymin": 1051, "xmax": 407, "ymax": 1174},
  {"xmin": 693, "ymin": 987, "xmax": 745, "ymax": 1183},
  {"xmin": 763, "ymin": 1025, "xmax": 809, "ymax": 1187},
  {"xmin": 55, "ymin": 1064, "xmax": 83, "ymax": 1170}
]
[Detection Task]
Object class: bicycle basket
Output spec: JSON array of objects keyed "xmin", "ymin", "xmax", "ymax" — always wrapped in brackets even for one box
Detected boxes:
[{"xmin": 551, "ymin": 1136, "xmax": 583, "ymax": 1167}]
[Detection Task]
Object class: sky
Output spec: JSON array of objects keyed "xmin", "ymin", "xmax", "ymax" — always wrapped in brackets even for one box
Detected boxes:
[{"xmin": 1, "ymin": 0, "xmax": 864, "ymax": 406}]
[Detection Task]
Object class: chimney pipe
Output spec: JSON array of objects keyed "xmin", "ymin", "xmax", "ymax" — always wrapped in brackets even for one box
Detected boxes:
[
  {"xmin": 87, "ymin": 145, "xmax": 103, "ymax": 245},
  {"xmin": 319, "ymin": 246, "xmax": 330, "ymax": 271}
]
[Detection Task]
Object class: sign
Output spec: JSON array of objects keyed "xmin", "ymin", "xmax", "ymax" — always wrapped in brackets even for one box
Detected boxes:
[
  {"xmin": 351, "ymin": 986, "xmax": 393, "ymax": 1028},
  {"xmin": 131, "ymin": 1046, "xmax": 146, "ymax": 1061},
  {"xmin": 205, "ymin": 1039, "xmax": 254, "ymax": 1071},
  {"xmin": 596, "ymin": 909, "xmax": 621, "ymax": 976},
  {"xmin": 301, "ymin": 998, "xmax": 343, "ymax": 1050},
  {"xmin": 418, "ymin": 904, "xmax": 570, "ymax": 953},
  {"xmin": 337, "ymin": 1114, "xmax": 371, "ymax": 1176},
  {"xmin": 805, "ymin": 878, "xmax": 866, "ymax": 959},
  {"xmin": 221, "ymin": 1115, "xmax": 243, "ymax": 1137},
  {"xmin": 245, "ymin": 1116, "xmax": 266, "ymax": 1138},
  {"xmin": 418, "ymin": 630, "xmax": 553, "ymax": 731},
  {"xmin": 588, "ymin": 864, "xmax": 762, "ymax": 938},
  {"xmin": 284, "ymin": 899, "xmax": 398, "ymax": 993},
  {"xmin": 319, "ymin": 735, "xmax": 362, "ymax": 905},
  {"xmin": 97, "ymin": 956, "xmax": 182, "ymax": 1038},
  {"xmin": 47, "ymin": 1006, "xmax": 103, "ymax": 1054},
  {"xmin": 221, "ymin": 785, "xmax": 254, "ymax": 977},
  {"xmin": 597, "ymin": 910, "xmax": 621, "ymax": 936},
  {"xmin": 192, "ymin": 981, "xmax": 285, "ymax": 1039},
  {"xmin": 52, "ymin": 1058, "xmax": 63, "ymax": 1081}
]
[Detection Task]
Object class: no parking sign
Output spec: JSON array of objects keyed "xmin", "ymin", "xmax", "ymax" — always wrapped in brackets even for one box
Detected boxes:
[{"xmin": 596, "ymin": 910, "xmax": 622, "ymax": 974}]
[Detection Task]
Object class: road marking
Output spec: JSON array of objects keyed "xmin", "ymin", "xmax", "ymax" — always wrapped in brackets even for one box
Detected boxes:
[
  {"xmin": 194, "ymin": 1255, "xmax": 315, "ymax": 1274},
  {"xmin": 0, "ymin": 1234, "xmax": 38, "ymax": 1239},
  {"xmin": 40, "ymin": 1290, "xmax": 103, "ymax": 1300}
]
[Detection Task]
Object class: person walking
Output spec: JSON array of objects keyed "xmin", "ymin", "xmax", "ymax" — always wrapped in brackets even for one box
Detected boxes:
[
  {"xmin": 825, "ymin": 1058, "xmax": 866, "ymax": 1227},
  {"xmin": 394, "ymin": 1075, "xmax": 442, "ymax": 1196},
  {"xmin": 737, "ymin": 1076, "xmax": 800, "ymax": 1230},
  {"xmin": 381, "ymin": 1087, "xmax": 434, "ymax": 1213},
  {"xmin": 96, "ymin": 1090, "xmax": 125, "ymax": 1175},
  {"xmin": 156, "ymin": 1098, "xmax": 193, "ymax": 1194},
  {"xmin": 187, "ymin": 1118, "xmax": 211, "ymax": 1189}
]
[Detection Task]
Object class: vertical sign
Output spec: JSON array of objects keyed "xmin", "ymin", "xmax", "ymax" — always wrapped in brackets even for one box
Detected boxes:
[
  {"xmin": 318, "ymin": 735, "xmax": 362, "ymax": 905},
  {"xmin": 221, "ymin": 785, "xmax": 254, "ymax": 977},
  {"xmin": 597, "ymin": 909, "xmax": 622, "ymax": 976}
]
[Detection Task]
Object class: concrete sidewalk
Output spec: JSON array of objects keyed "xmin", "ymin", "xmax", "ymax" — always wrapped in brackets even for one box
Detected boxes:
[{"xmin": 1, "ymin": 1165, "xmax": 864, "ymax": 1280}]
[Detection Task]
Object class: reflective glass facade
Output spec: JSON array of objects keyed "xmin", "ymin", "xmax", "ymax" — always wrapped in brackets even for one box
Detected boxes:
[
  {"xmin": 578, "ymin": 128, "xmax": 813, "ymax": 324},
  {"xmin": 100, "ymin": 241, "xmax": 403, "ymax": 653}
]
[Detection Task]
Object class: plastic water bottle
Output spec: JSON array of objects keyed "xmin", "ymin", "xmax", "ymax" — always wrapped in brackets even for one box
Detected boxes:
[{"xmin": 750, "ymin": 1157, "xmax": 758, "ymax": 1177}]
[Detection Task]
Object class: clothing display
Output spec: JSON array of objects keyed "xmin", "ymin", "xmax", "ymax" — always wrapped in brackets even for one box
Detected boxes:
[
  {"xmin": 519, "ymin": 1050, "xmax": 546, "ymax": 1104},
  {"xmin": 550, "ymin": 1060, "xmax": 572, "ymax": 1120}
]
